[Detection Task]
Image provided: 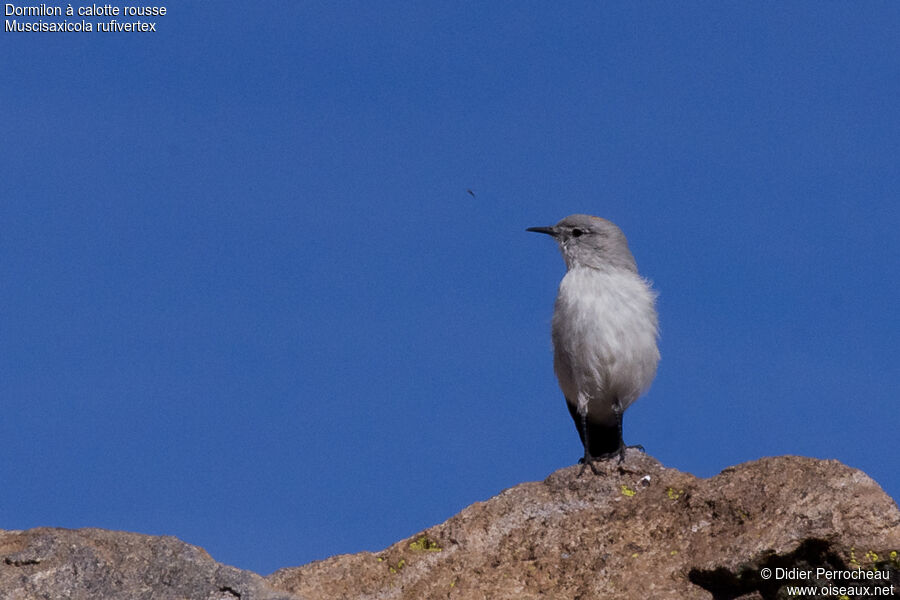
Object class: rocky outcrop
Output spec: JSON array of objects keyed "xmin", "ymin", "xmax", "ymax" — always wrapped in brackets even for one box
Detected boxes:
[
  {"xmin": 2, "ymin": 455, "xmax": 898, "ymax": 600},
  {"xmin": 0, "ymin": 528, "xmax": 301, "ymax": 600},
  {"xmin": 269, "ymin": 454, "xmax": 900, "ymax": 600}
]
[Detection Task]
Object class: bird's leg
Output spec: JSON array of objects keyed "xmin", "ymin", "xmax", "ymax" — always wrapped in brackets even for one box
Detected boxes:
[
  {"xmin": 577, "ymin": 411, "xmax": 601, "ymax": 477},
  {"xmin": 614, "ymin": 408, "xmax": 628, "ymax": 463},
  {"xmin": 584, "ymin": 402, "xmax": 645, "ymax": 466},
  {"xmin": 613, "ymin": 404, "xmax": 644, "ymax": 463}
]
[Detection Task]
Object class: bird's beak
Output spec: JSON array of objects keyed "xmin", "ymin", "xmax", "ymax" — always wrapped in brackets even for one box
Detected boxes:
[{"xmin": 526, "ymin": 226, "xmax": 558, "ymax": 237}]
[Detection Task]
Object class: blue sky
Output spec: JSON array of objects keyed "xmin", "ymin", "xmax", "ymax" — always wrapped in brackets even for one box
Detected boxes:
[{"xmin": 2, "ymin": 3, "xmax": 898, "ymax": 575}]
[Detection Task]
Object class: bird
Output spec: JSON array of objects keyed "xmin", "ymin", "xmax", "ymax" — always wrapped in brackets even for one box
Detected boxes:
[
  {"xmin": 466, "ymin": 189, "xmax": 476, "ymax": 198},
  {"xmin": 527, "ymin": 215, "xmax": 659, "ymax": 475}
]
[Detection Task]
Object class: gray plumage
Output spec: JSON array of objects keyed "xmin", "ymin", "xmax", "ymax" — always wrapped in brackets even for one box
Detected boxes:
[{"xmin": 528, "ymin": 215, "xmax": 659, "ymax": 474}]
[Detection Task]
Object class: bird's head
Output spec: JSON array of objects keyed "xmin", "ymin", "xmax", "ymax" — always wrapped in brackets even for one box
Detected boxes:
[{"xmin": 527, "ymin": 214, "xmax": 637, "ymax": 272}]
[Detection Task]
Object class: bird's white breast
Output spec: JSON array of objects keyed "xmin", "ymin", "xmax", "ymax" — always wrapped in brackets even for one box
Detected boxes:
[{"xmin": 552, "ymin": 266, "xmax": 660, "ymax": 419}]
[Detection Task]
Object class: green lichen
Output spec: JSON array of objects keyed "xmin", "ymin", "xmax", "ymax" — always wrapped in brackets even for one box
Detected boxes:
[
  {"xmin": 409, "ymin": 536, "xmax": 442, "ymax": 552},
  {"xmin": 620, "ymin": 484, "xmax": 636, "ymax": 497}
]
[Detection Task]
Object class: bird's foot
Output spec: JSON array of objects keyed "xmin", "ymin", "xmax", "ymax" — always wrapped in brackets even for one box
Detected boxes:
[
  {"xmin": 576, "ymin": 448, "xmax": 621, "ymax": 476},
  {"xmin": 616, "ymin": 443, "xmax": 645, "ymax": 463},
  {"xmin": 624, "ymin": 443, "xmax": 645, "ymax": 455},
  {"xmin": 577, "ymin": 453, "xmax": 602, "ymax": 477},
  {"xmin": 577, "ymin": 443, "xmax": 645, "ymax": 475}
]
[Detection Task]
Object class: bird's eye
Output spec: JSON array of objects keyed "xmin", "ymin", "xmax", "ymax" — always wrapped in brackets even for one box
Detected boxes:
[{"xmin": 571, "ymin": 228, "xmax": 584, "ymax": 238}]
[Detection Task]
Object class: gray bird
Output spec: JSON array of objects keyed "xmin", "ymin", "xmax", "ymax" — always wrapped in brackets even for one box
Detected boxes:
[{"xmin": 528, "ymin": 215, "xmax": 659, "ymax": 475}]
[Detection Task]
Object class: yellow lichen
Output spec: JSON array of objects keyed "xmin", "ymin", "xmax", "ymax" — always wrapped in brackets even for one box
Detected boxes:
[
  {"xmin": 388, "ymin": 558, "xmax": 406, "ymax": 574},
  {"xmin": 670, "ymin": 550, "xmax": 678, "ymax": 556},
  {"xmin": 666, "ymin": 487, "xmax": 683, "ymax": 500},
  {"xmin": 409, "ymin": 536, "xmax": 442, "ymax": 552},
  {"xmin": 865, "ymin": 551, "xmax": 879, "ymax": 562},
  {"xmin": 631, "ymin": 552, "xmax": 639, "ymax": 558},
  {"xmin": 620, "ymin": 484, "xmax": 636, "ymax": 497}
]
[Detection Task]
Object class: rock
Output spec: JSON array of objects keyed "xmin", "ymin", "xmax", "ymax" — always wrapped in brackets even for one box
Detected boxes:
[
  {"xmin": 2, "ymin": 456, "xmax": 898, "ymax": 599},
  {"xmin": 268, "ymin": 454, "xmax": 900, "ymax": 599},
  {"xmin": 0, "ymin": 528, "xmax": 302, "ymax": 600}
]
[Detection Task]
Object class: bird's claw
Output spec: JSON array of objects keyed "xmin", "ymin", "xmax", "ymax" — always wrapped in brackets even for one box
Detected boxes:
[
  {"xmin": 577, "ymin": 455, "xmax": 602, "ymax": 477},
  {"xmin": 577, "ymin": 443, "xmax": 645, "ymax": 475}
]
